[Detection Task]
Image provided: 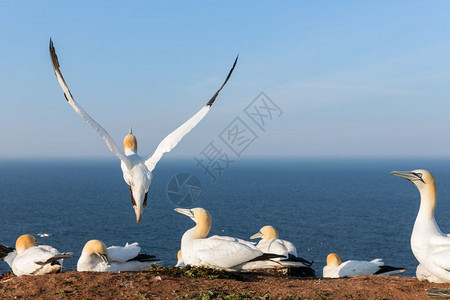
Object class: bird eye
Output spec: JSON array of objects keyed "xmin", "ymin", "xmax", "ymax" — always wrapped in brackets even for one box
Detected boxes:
[{"xmin": 411, "ymin": 172, "xmax": 425, "ymax": 183}]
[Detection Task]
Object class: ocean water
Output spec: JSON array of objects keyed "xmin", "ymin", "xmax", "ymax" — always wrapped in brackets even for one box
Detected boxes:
[{"xmin": 2, "ymin": 158, "xmax": 450, "ymax": 277}]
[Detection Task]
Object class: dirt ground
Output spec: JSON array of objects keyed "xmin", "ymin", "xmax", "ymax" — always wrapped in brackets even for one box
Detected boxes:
[{"xmin": 1, "ymin": 267, "xmax": 450, "ymax": 299}]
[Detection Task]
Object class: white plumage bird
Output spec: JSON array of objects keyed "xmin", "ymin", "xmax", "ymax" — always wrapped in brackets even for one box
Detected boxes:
[
  {"xmin": 175, "ymin": 207, "xmax": 283, "ymax": 271},
  {"xmin": 49, "ymin": 39, "xmax": 237, "ymax": 223},
  {"xmin": 250, "ymin": 225, "xmax": 314, "ymax": 276},
  {"xmin": 11, "ymin": 234, "xmax": 72, "ymax": 276},
  {"xmin": 323, "ymin": 253, "xmax": 405, "ymax": 278},
  {"xmin": 250, "ymin": 225, "xmax": 298, "ymax": 258},
  {"xmin": 391, "ymin": 169, "xmax": 450, "ymax": 282},
  {"xmin": 77, "ymin": 240, "xmax": 159, "ymax": 272}
]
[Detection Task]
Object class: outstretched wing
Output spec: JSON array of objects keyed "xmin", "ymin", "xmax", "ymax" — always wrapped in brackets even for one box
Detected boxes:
[
  {"xmin": 49, "ymin": 39, "xmax": 131, "ymax": 170},
  {"xmin": 144, "ymin": 56, "xmax": 238, "ymax": 172}
]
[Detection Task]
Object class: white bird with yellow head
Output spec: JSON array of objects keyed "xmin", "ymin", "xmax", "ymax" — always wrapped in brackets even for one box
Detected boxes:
[
  {"xmin": 77, "ymin": 239, "xmax": 159, "ymax": 272},
  {"xmin": 49, "ymin": 39, "xmax": 237, "ymax": 222},
  {"xmin": 11, "ymin": 234, "xmax": 73, "ymax": 276}
]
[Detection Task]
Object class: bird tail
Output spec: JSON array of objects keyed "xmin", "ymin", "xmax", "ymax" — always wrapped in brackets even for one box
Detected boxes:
[
  {"xmin": 280, "ymin": 253, "xmax": 314, "ymax": 267},
  {"xmin": 128, "ymin": 254, "xmax": 160, "ymax": 263},
  {"xmin": 246, "ymin": 253, "xmax": 285, "ymax": 262},
  {"xmin": 374, "ymin": 265, "xmax": 406, "ymax": 275}
]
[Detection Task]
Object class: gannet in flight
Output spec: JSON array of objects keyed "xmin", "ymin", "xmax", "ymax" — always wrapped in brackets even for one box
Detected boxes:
[
  {"xmin": 49, "ymin": 39, "xmax": 238, "ymax": 223},
  {"xmin": 323, "ymin": 253, "xmax": 405, "ymax": 278},
  {"xmin": 175, "ymin": 207, "xmax": 284, "ymax": 271},
  {"xmin": 0, "ymin": 244, "xmax": 16, "ymax": 270},
  {"xmin": 391, "ymin": 169, "xmax": 450, "ymax": 282},
  {"xmin": 77, "ymin": 240, "xmax": 159, "ymax": 272},
  {"xmin": 11, "ymin": 234, "xmax": 73, "ymax": 276}
]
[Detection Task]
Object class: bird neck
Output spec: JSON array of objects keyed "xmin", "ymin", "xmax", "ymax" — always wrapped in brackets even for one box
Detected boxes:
[
  {"xmin": 417, "ymin": 183, "xmax": 437, "ymax": 219},
  {"xmin": 78, "ymin": 252, "xmax": 102, "ymax": 270},
  {"xmin": 183, "ymin": 220, "xmax": 212, "ymax": 241},
  {"xmin": 412, "ymin": 183, "xmax": 442, "ymax": 250},
  {"xmin": 124, "ymin": 148, "xmax": 137, "ymax": 156}
]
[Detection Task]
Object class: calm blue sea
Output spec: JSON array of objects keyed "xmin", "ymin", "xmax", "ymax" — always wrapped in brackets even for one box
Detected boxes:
[{"xmin": 2, "ymin": 158, "xmax": 450, "ymax": 277}]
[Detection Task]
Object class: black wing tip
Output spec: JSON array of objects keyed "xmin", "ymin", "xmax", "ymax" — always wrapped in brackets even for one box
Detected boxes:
[
  {"xmin": 49, "ymin": 38, "xmax": 60, "ymax": 70},
  {"xmin": 247, "ymin": 253, "xmax": 285, "ymax": 262},
  {"xmin": 206, "ymin": 55, "xmax": 239, "ymax": 107},
  {"xmin": 130, "ymin": 253, "xmax": 160, "ymax": 262},
  {"xmin": 0, "ymin": 244, "xmax": 15, "ymax": 260},
  {"xmin": 281, "ymin": 254, "xmax": 314, "ymax": 267},
  {"xmin": 374, "ymin": 265, "xmax": 406, "ymax": 275}
]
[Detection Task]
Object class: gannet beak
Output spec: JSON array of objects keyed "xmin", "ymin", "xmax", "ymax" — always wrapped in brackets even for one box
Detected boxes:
[
  {"xmin": 174, "ymin": 208, "xmax": 195, "ymax": 220},
  {"xmin": 250, "ymin": 231, "xmax": 263, "ymax": 239},
  {"xmin": 134, "ymin": 206, "xmax": 143, "ymax": 223},
  {"xmin": 131, "ymin": 188, "xmax": 146, "ymax": 223},
  {"xmin": 390, "ymin": 171, "xmax": 425, "ymax": 183},
  {"xmin": 97, "ymin": 253, "xmax": 109, "ymax": 263}
]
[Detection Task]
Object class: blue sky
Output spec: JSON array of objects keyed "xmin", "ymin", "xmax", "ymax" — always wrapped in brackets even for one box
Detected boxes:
[{"xmin": 1, "ymin": 1, "xmax": 450, "ymax": 159}]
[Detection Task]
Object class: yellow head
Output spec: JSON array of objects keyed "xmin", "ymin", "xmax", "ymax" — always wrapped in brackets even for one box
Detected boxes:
[
  {"xmin": 123, "ymin": 127, "xmax": 137, "ymax": 154},
  {"xmin": 250, "ymin": 225, "xmax": 279, "ymax": 240},
  {"xmin": 260, "ymin": 225, "xmax": 279, "ymax": 240},
  {"xmin": 82, "ymin": 239, "xmax": 107, "ymax": 256},
  {"xmin": 174, "ymin": 207, "xmax": 212, "ymax": 238},
  {"xmin": 391, "ymin": 169, "xmax": 437, "ymax": 209},
  {"xmin": 326, "ymin": 253, "xmax": 342, "ymax": 267},
  {"xmin": 15, "ymin": 234, "xmax": 36, "ymax": 254}
]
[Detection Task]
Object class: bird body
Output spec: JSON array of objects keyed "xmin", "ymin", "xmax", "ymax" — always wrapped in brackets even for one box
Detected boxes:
[
  {"xmin": 49, "ymin": 39, "xmax": 237, "ymax": 222},
  {"xmin": 11, "ymin": 234, "xmax": 72, "ymax": 276},
  {"xmin": 175, "ymin": 208, "xmax": 283, "ymax": 271},
  {"xmin": 254, "ymin": 239, "xmax": 297, "ymax": 258},
  {"xmin": 77, "ymin": 240, "xmax": 158, "ymax": 272},
  {"xmin": 323, "ymin": 253, "xmax": 405, "ymax": 278},
  {"xmin": 416, "ymin": 263, "xmax": 445, "ymax": 283},
  {"xmin": 250, "ymin": 226, "xmax": 297, "ymax": 258},
  {"xmin": 250, "ymin": 225, "xmax": 313, "ymax": 270},
  {"xmin": 392, "ymin": 169, "xmax": 450, "ymax": 282}
]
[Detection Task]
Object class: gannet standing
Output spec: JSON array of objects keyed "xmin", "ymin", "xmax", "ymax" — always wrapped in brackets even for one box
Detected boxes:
[
  {"xmin": 77, "ymin": 240, "xmax": 159, "ymax": 272},
  {"xmin": 175, "ymin": 208, "xmax": 283, "ymax": 271},
  {"xmin": 323, "ymin": 253, "xmax": 405, "ymax": 278},
  {"xmin": 391, "ymin": 169, "xmax": 450, "ymax": 282},
  {"xmin": 11, "ymin": 234, "xmax": 73, "ymax": 276},
  {"xmin": 0, "ymin": 244, "xmax": 16, "ymax": 270},
  {"xmin": 49, "ymin": 39, "xmax": 238, "ymax": 223}
]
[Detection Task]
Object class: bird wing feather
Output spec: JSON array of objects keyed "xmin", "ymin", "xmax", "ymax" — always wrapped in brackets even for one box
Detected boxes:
[
  {"xmin": 195, "ymin": 236, "xmax": 260, "ymax": 269},
  {"xmin": 107, "ymin": 242, "xmax": 140, "ymax": 263},
  {"xmin": 144, "ymin": 56, "xmax": 238, "ymax": 172},
  {"xmin": 338, "ymin": 260, "xmax": 382, "ymax": 277},
  {"xmin": 12, "ymin": 247, "xmax": 56, "ymax": 275},
  {"xmin": 49, "ymin": 39, "xmax": 131, "ymax": 170}
]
